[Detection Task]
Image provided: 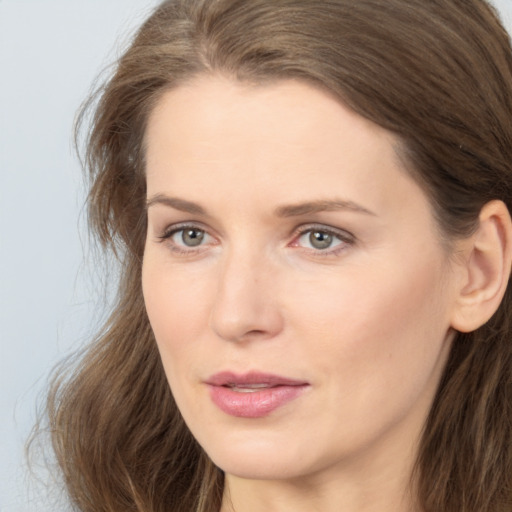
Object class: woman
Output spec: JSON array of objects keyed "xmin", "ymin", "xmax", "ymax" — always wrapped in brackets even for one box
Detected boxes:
[{"xmin": 45, "ymin": 0, "xmax": 512, "ymax": 511}]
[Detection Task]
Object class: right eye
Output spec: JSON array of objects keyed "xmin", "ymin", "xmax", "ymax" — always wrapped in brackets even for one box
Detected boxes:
[
  {"xmin": 171, "ymin": 227, "xmax": 208, "ymax": 247},
  {"xmin": 158, "ymin": 224, "xmax": 217, "ymax": 254}
]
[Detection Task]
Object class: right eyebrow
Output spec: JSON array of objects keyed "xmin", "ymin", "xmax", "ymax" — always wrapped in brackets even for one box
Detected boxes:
[{"xmin": 146, "ymin": 194, "xmax": 208, "ymax": 215}]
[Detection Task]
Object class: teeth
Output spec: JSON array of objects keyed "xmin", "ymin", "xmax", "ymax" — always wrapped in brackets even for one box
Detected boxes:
[
  {"xmin": 232, "ymin": 387, "xmax": 261, "ymax": 393},
  {"xmin": 229, "ymin": 384, "xmax": 271, "ymax": 392}
]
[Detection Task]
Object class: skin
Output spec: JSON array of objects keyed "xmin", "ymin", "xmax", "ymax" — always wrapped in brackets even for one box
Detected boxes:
[{"xmin": 142, "ymin": 76, "xmax": 468, "ymax": 512}]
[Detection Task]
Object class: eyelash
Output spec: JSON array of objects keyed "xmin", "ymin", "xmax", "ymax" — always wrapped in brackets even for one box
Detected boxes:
[
  {"xmin": 291, "ymin": 224, "xmax": 355, "ymax": 256},
  {"xmin": 157, "ymin": 223, "xmax": 355, "ymax": 257},
  {"xmin": 157, "ymin": 222, "xmax": 215, "ymax": 255}
]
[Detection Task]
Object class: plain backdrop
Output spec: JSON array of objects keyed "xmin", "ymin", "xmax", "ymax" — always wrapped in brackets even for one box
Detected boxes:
[{"xmin": 1, "ymin": 1, "xmax": 511, "ymax": 511}]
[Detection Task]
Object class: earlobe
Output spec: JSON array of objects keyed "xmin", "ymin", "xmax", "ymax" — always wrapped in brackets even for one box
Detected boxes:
[{"xmin": 450, "ymin": 200, "xmax": 512, "ymax": 333}]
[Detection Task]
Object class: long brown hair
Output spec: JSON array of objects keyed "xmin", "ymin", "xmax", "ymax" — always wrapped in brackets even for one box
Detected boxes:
[{"xmin": 42, "ymin": 1, "xmax": 512, "ymax": 511}]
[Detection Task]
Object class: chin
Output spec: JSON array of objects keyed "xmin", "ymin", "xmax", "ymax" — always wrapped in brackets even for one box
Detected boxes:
[
  {"xmin": 212, "ymin": 454, "xmax": 305, "ymax": 481},
  {"xmin": 198, "ymin": 431, "xmax": 317, "ymax": 481}
]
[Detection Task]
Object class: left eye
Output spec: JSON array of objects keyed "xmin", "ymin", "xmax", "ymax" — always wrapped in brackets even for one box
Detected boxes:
[
  {"xmin": 297, "ymin": 229, "xmax": 345, "ymax": 250},
  {"xmin": 171, "ymin": 227, "xmax": 211, "ymax": 247}
]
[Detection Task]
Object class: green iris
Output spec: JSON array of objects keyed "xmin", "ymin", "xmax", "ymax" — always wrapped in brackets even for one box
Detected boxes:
[
  {"xmin": 182, "ymin": 228, "xmax": 205, "ymax": 247},
  {"xmin": 309, "ymin": 231, "xmax": 333, "ymax": 249}
]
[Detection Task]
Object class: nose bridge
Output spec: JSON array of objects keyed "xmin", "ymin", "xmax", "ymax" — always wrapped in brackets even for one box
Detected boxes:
[{"xmin": 209, "ymin": 241, "xmax": 282, "ymax": 342}]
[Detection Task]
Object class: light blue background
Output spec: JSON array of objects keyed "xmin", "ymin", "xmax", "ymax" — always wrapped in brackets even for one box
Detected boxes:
[
  {"xmin": 0, "ymin": 2, "xmax": 160, "ymax": 510},
  {"xmin": 1, "ymin": 1, "xmax": 511, "ymax": 510}
]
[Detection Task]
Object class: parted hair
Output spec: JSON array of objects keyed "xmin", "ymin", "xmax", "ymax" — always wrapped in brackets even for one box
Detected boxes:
[{"xmin": 44, "ymin": 1, "xmax": 512, "ymax": 511}]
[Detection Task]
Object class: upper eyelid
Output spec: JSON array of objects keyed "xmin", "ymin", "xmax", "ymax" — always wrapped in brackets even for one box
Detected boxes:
[
  {"xmin": 292, "ymin": 223, "xmax": 355, "ymax": 241},
  {"xmin": 157, "ymin": 221, "xmax": 353, "ymax": 236},
  {"xmin": 158, "ymin": 221, "xmax": 211, "ymax": 239}
]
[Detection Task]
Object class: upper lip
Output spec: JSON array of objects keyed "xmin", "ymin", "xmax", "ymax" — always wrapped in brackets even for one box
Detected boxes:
[{"xmin": 205, "ymin": 371, "xmax": 309, "ymax": 387}]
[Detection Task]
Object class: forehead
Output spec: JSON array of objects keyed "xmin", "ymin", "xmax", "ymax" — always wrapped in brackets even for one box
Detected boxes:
[
  {"xmin": 144, "ymin": 75, "xmax": 431, "ymax": 224},
  {"xmin": 145, "ymin": 75, "xmax": 395, "ymax": 156}
]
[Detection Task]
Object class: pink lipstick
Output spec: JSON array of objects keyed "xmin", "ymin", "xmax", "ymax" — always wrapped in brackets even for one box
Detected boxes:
[{"xmin": 205, "ymin": 371, "xmax": 309, "ymax": 418}]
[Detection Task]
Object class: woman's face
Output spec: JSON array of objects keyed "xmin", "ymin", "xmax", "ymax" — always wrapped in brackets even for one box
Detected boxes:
[{"xmin": 142, "ymin": 76, "xmax": 461, "ymax": 483}]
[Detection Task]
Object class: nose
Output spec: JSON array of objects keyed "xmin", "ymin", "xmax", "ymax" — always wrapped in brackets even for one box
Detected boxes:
[{"xmin": 209, "ymin": 248, "xmax": 284, "ymax": 343}]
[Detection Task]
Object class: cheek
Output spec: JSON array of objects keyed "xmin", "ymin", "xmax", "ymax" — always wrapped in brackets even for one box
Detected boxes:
[
  {"xmin": 289, "ymin": 253, "xmax": 452, "ymax": 390},
  {"xmin": 275, "ymin": 254, "xmax": 453, "ymax": 455},
  {"xmin": 142, "ymin": 255, "xmax": 214, "ymax": 369},
  {"xmin": 142, "ymin": 264, "xmax": 206, "ymax": 420}
]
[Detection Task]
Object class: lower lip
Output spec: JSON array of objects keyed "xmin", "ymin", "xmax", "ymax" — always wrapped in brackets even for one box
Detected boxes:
[{"xmin": 208, "ymin": 384, "xmax": 308, "ymax": 418}]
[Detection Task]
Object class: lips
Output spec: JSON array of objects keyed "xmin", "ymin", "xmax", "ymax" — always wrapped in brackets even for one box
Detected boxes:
[{"xmin": 205, "ymin": 371, "xmax": 309, "ymax": 418}]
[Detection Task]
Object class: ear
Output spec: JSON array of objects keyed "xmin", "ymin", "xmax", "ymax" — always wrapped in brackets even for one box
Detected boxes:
[{"xmin": 450, "ymin": 200, "xmax": 512, "ymax": 333}]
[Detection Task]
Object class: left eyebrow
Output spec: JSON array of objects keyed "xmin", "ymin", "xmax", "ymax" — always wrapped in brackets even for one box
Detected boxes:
[{"xmin": 274, "ymin": 199, "xmax": 376, "ymax": 218}]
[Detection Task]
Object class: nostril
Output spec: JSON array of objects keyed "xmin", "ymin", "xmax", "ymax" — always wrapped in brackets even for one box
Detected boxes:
[
  {"xmin": 209, "ymin": 280, "xmax": 284, "ymax": 342},
  {"xmin": 246, "ymin": 329, "xmax": 266, "ymax": 336}
]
